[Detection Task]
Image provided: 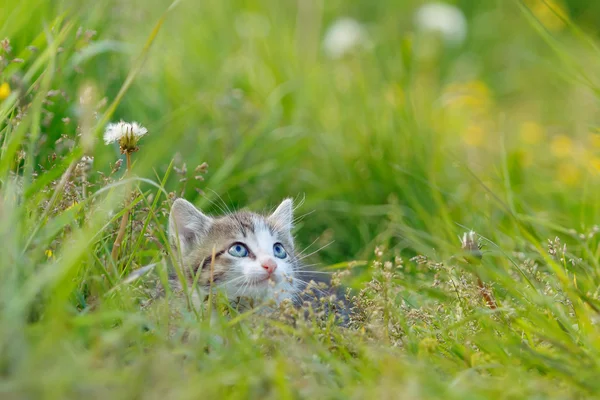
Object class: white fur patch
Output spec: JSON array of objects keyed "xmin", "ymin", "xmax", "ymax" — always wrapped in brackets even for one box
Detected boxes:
[{"xmin": 219, "ymin": 217, "xmax": 297, "ymax": 303}]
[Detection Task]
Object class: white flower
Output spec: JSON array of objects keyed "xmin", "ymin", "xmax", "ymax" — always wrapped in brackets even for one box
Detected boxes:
[
  {"xmin": 415, "ymin": 3, "xmax": 467, "ymax": 45},
  {"xmin": 104, "ymin": 121, "xmax": 148, "ymax": 153},
  {"xmin": 104, "ymin": 121, "xmax": 147, "ymax": 144},
  {"xmin": 322, "ymin": 18, "xmax": 370, "ymax": 59}
]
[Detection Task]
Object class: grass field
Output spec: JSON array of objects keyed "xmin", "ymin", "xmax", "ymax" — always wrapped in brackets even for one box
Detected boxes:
[{"xmin": 2, "ymin": 0, "xmax": 600, "ymax": 398}]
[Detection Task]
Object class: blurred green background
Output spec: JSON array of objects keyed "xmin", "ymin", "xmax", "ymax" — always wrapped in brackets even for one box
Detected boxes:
[
  {"xmin": 3, "ymin": 0, "xmax": 600, "ymax": 264},
  {"xmin": 5, "ymin": 1, "xmax": 600, "ymax": 398}
]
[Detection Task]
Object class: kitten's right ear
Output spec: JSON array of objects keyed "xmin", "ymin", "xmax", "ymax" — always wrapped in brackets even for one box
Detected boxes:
[{"xmin": 169, "ymin": 198, "xmax": 212, "ymax": 254}]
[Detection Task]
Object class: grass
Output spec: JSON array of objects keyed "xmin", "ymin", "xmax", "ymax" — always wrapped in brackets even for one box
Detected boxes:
[{"xmin": 2, "ymin": 0, "xmax": 600, "ymax": 398}]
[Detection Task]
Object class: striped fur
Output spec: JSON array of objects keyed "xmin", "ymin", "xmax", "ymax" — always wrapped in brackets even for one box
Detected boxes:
[{"xmin": 168, "ymin": 198, "xmax": 299, "ymax": 304}]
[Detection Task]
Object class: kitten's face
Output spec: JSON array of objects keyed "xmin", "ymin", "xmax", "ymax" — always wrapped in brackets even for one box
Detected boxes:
[{"xmin": 168, "ymin": 198, "xmax": 299, "ymax": 303}]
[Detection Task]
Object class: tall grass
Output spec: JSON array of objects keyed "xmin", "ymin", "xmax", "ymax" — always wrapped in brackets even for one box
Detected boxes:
[{"xmin": 1, "ymin": 0, "xmax": 600, "ymax": 398}]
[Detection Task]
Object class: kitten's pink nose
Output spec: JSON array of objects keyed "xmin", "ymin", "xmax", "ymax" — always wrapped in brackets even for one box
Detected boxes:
[{"xmin": 261, "ymin": 258, "xmax": 277, "ymax": 274}]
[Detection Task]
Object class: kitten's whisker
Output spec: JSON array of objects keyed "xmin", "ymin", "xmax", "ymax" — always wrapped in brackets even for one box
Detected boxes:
[
  {"xmin": 233, "ymin": 277, "xmax": 251, "ymax": 297},
  {"xmin": 224, "ymin": 275, "xmax": 247, "ymax": 286},
  {"xmin": 226, "ymin": 192, "xmax": 238, "ymax": 213},
  {"xmin": 240, "ymin": 279, "xmax": 253, "ymax": 297},
  {"xmin": 278, "ymin": 279, "xmax": 301, "ymax": 304},
  {"xmin": 232, "ymin": 281, "xmax": 243, "ymax": 297},
  {"xmin": 202, "ymin": 192, "xmax": 229, "ymax": 216},
  {"xmin": 296, "ymin": 236, "xmax": 321, "ymax": 258},
  {"xmin": 295, "ymin": 271, "xmax": 333, "ymax": 275},
  {"xmin": 293, "ymin": 193, "xmax": 306, "ymax": 210},
  {"xmin": 291, "ymin": 277, "xmax": 329, "ymax": 296},
  {"xmin": 282, "ymin": 275, "xmax": 304, "ymax": 304},
  {"xmin": 288, "ymin": 290, "xmax": 302, "ymax": 305},
  {"xmin": 209, "ymin": 188, "xmax": 233, "ymax": 215},
  {"xmin": 226, "ymin": 274, "xmax": 251, "ymax": 295},
  {"xmin": 297, "ymin": 241, "xmax": 335, "ymax": 261},
  {"xmin": 295, "ymin": 262, "xmax": 321, "ymax": 270},
  {"xmin": 292, "ymin": 209, "xmax": 315, "ymax": 226}
]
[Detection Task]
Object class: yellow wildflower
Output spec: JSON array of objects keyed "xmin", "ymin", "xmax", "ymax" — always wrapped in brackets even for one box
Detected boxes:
[
  {"xmin": 520, "ymin": 121, "xmax": 545, "ymax": 145},
  {"xmin": 463, "ymin": 123, "xmax": 486, "ymax": 147},
  {"xmin": 45, "ymin": 249, "xmax": 54, "ymax": 259},
  {"xmin": 588, "ymin": 157, "xmax": 600, "ymax": 175},
  {"xmin": 556, "ymin": 163, "xmax": 581, "ymax": 186},
  {"xmin": 550, "ymin": 134, "xmax": 573, "ymax": 158},
  {"xmin": 0, "ymin": 82, "xmax": 10, "ymax": 100},
  {"xmin": 527, "ymin": 0, "xmax": 568, "ymax": 32},
  {"xmin": 443, "ymin": 80, "xmax": 492, "ymax": 115},
  {"xmin": 589, "ymin": 133, "xmax": 600, "ymax": 148}
]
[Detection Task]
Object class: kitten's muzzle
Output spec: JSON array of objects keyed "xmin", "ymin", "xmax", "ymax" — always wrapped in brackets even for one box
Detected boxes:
[{"xmin": 261, "ymin": 258, "xmax": 277, "ymax": 275}]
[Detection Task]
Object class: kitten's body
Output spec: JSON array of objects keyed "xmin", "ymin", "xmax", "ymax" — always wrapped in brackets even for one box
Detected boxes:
[{"xmin": 168, "ymin": 198, "xmax": 300, "ymax": 305}]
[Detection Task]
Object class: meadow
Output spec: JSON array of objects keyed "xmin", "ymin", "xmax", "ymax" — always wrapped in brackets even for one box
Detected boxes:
[{"xmin": 2, "ymin": 0, "xmax": 600, "ymax": 398}]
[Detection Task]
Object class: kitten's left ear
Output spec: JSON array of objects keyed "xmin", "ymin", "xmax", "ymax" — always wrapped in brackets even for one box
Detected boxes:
[{"xmin": 269, "ymin": 198, "xmax": 293, "ymax": 231}]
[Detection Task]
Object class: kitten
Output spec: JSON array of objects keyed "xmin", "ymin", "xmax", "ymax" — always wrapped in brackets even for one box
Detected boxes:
[{"xmin": 168, "ymin": 198, "xmax": 300, "ymax": 305}]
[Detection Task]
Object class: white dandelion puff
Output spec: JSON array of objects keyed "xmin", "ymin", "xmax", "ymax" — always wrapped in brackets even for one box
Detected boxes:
[
  {"xmin": 103, "ymin": 120, "xmax": 148, "ymax": 153},
  {"xmin": 103, "ymin": 121, "xmax": 147, "ymax": 144},
  {"xmin": 415, "ymin": 3, "xmax": 467, "ymax": 46},
  {"xmin": 322, "ymin": 17, "xmax": 370, "ymax": 59}
]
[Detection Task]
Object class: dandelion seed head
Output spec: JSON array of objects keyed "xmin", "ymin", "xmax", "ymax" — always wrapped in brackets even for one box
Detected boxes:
[
  {"xmin": 104, "ymin": 120, "xmax": 148, "ymax": 153},
  {"xmin": 103, "ymin": 121, "xmax": 147, "ymax": 144},
  {"xmin": 415, "ymin": 3, "xmax": 467, "ymax": 45},
  {"xmin": 322, "ymin": 18, "xmax": 370, "ymax": 59}
]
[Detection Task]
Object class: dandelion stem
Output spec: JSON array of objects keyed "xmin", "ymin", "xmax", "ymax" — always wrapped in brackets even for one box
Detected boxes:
[{"xmin": 111, "ymin": 152, "xmax": 132, "ymax": 265}]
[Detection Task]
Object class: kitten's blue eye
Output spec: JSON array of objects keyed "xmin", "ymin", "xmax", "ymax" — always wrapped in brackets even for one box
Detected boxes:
[
  {"xmin": 228, "ymin": 243, "xmax": 249, "ymax": 257},
  {"xmin": 273, "ymin": 243, "xmax": 287, "ymax": 259}
]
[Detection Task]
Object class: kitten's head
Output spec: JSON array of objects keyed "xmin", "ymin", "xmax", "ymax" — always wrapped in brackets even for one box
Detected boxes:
[{"xmin": 168, "ymin": 198, "xmax": 299, "ymax": 303}]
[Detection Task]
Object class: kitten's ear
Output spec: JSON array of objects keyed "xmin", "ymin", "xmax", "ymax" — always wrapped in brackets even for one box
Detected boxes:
[
  {"xmin": 269, "ymin": 198, "xmax": 293, "ymax": 231},
  {"xmin": 169, "ymin": 198, "xmax": 212, "ymax": 254}
]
